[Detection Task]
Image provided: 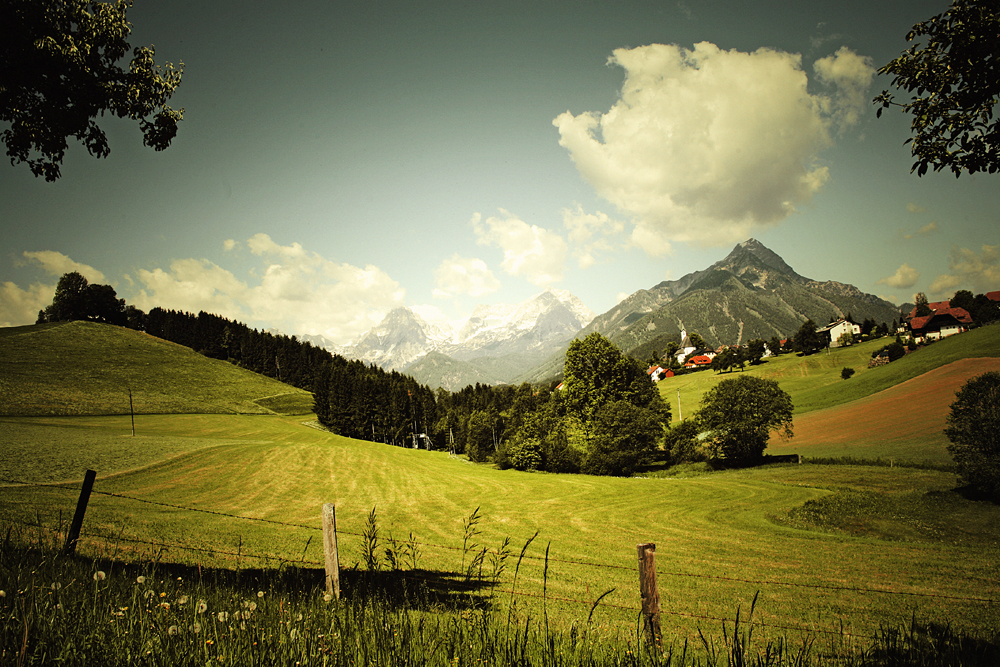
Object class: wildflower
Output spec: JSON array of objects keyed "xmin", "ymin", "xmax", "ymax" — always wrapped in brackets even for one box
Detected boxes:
[
  {"xmin": 136, "ymin": 576, "xmax": 146, "ymax": 584},
  {"xmin": 94, "ymin": 571, "xmax": 106, "ymax": 581},
  {"xmin": 197, "ymin": 600, "xmax": 208, "ymax": 614},
  {"xmin": 177, "ymin": 595, "xmax": 189, "ymax": 605},
  {"xmin": 248, "ymin": 602, "xmax": 257, "ymax": 612},
  {"xmin": 144, "ymin": 590, "xmax": 155, "ymax": 599},
  {"xmin": 168, "ymin": 625, "xmax": 179, "ymax": 636},
  {"xmin": 217, "ymin": 611, "xmax": 229, "ymax": 623},
  {"xmin": 160, "ymin": 592, "xmax": 167, "ymax": 598},
  {"xmin": 323, "ymin": 593, "xmax": 333, "ymax": 603},
  {"xmin": 191, "ymin": 623, "xmax": 202, "ymax": 634},
  {"xmin": 206, "ymin": 639, "xmax": 214, "ymax": 646},
  {"xmin": 257, "ymin": 591, "xmax": 265, "ymax": 598},
  {"xmin": 160, "ymin": 602, "xmax": 170, "ymax": 611}
]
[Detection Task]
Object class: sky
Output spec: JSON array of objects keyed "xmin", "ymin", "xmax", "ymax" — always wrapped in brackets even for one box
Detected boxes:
[{"xmin": 1, "ymin": 0, "xmax": 997, "ymax": 344}]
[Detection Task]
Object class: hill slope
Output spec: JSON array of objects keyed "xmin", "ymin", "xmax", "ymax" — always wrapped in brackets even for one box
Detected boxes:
[{"xmin": 0, "ymin": 322, "xmax": 313, "ymax": 416}]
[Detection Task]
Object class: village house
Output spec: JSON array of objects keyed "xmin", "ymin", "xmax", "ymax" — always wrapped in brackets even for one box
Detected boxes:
[
  {"xmin": 815, "ymin": 319, "xmax": 861, "ymax": 347},
  {"xmin": 905, "ymin": 301, "xmax": 973, "ymax": 343}
]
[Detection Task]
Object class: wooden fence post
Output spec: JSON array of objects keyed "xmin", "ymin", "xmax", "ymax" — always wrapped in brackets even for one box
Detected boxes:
[
  {"xmin": 63, "ymin": 469, "xmax": 96, "ymax": 556},
  {"xmin": 322, "ymin": 503, "xmax": 340, "ymax": 600},
  {"xmin": 637, "ymin": 542, "xmax": 662, "ymax": 649}
]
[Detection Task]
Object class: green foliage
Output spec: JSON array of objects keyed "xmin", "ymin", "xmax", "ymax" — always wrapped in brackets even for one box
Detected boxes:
[
  {"xmin": 697, "ymin": 375, "xmax": 793, "ymax": 460},
  {"xmin": 0, "ymin": 0, "xmax": 184, "ymax": 180},
  {"xmin": 793, "ymin": 319, "xmax": 824, "ymax": 355},
  {"xmin": 841, "ymin": 367, "xmax": 856, "ymax": 380},
  {"xmin": 38, "ymin": 272, "xmax": 128, "ymax": 325},
  {"xmin": 945, "ymin": 371, "xmax": 1000, "ymax": 499},
  {"xmin": 467, "ymin": 407, "xmax": 500, "ymax": 463},
  {"xmin": 663, "ymin": 418, "xmax": 709, "ymax": 465},
  {"xmin": 875, "ymin": 0, "xmax": 1000, "ymax": 176},
  {"xmin": 563, "ymin": 333, "xmax": 658, "ymax": 423},
  {"xmin": 581, "ymin": 400, "xmax": 662, "ymax": 476}
]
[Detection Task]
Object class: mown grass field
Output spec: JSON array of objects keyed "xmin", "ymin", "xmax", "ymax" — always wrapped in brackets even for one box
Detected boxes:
[
  {"xmin": 0, "ymin": 321, "xmax": 313, "ymax": 416},
  {"xmin": 2, "ymin": 321, "xmax": 999, "ymax": 651}
]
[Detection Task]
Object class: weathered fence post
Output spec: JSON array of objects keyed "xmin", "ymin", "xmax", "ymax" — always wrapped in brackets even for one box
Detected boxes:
[
  {"xmin": 63, "ymin": 469, "xmax": 96, "ymax": 556},
  {"xmin": 322, "ymin": 503, "xmax": 340, "ymax": 600},
  {"xmin": 637, "ymin": 542, "xmax": 662, "ymax": 649}
]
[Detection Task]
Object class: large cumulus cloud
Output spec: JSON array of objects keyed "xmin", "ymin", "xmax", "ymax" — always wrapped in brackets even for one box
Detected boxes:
[{"xmin": 553, "ymin": 42, "xmax": 874, "ymax": 253}]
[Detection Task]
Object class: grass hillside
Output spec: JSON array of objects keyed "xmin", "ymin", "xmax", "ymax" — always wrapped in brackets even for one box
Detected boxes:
[
  {"xmin": 0, "ymin": 321, "xmax": 313, "ymax": 416},
  {"xmin": 658, "ymin": 325, "xmax": 1000, "ymax": 463}
]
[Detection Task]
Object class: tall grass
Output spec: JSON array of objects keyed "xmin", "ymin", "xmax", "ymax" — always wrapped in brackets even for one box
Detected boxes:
[{"xmin": 3, "ymin": 524, "xmax": 998, "ymax": 666}]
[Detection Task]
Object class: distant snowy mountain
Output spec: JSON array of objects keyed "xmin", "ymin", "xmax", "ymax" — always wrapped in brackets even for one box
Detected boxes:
[{"xmin": 327, "ymin": 289, "xmax": 595, "ymax": 375}]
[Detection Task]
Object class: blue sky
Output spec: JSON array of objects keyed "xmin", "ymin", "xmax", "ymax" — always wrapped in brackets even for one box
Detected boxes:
[{"xmin": 1, "ymin": 0, "xmax": 997, "ymax": 342}]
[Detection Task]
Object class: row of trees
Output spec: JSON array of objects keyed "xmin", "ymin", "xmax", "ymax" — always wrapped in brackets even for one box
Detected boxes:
[{"xmin": 35, "ymin": 273, "xmax": 795, "ymax": 474}]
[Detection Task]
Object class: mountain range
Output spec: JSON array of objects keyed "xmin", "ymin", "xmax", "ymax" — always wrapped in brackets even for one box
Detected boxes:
[{"xmin": 307, "ymin": 239, "xmax": 904, "ymax": 390}]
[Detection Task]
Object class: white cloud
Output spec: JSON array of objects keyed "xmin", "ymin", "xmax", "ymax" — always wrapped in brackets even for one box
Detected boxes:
[
  {"xmin": 433, "ymin": 255, "xmax": 501, "ymax": 298},
  {"xmin": 223, "ymin": 239, "xmax": 238, "ymax": 251},
  {"xmin": 928, "ymin": 245, "xmax": 1000, "ymax": 296},
  {"xmin": 0, "ymin": 281, "xmax": 54, "ymax": 327},
  {"xmin": 553, "ymin": 42, "xmax": 874, "ymax": 253},
  {"xmin": 471, "ymin": 210, "xmax": 567, "ymax": 286},
  {"xmin": 132, "ymin": 234, "xmax": 404, "ymax": 344},
  {"xmin": 876, "ymin": 263, "xmax": 920, "ymax": 289},
  {"xmin": 22, "ymin": 250, "xmax": 105, "ymax": 283},
  {"xmin": 906, "ymin": 203, "xmax": 927, "ymax": 214},
  {"xmin": 812, "ymin": 47, "xmax": 876, "ymax": 128},
  {"xmin": 561, "ymin": 205, "xmax": 625, "ymax": 268}
]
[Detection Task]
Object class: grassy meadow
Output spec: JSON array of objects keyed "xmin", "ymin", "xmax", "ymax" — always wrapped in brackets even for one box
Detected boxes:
[{"xmin": 2, "ymin": 321, "xmax": 1000, "ymax": 664}]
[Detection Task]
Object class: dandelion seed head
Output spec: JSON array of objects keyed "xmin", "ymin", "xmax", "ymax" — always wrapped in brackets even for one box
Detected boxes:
[
  {"xmin": 178, "ymin": 595, "xmax": 189, "ymax": 605},
  {"xmin": 168, "ymin": 625, "xmax": 179, "ymax": 636},
  {"xmin": 217, "ymin": 611, "xmax": 229, "ymax": 622},
  {"xmin": 93, "ymin": 571, "xmax": 106, "ymax": 581},
  {"xmin": 196, "ymin": 600, "xmax": 208, "ymax": 614},
  {"xmin": 323, "ymin": 593, "xmax": 333, "ymax": 603},
  {"xmin": 191, "ymin": 623, "xmax": 202, "ymax": 634},
  {"xmin": 136, "ymin": 576, "xmax": 146, "ymax": 584}
]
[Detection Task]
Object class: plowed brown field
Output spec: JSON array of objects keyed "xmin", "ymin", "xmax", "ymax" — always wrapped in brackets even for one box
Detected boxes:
[{"xmin": 770, "ymin": 358, "xmax": 1000, "ymax": 462}]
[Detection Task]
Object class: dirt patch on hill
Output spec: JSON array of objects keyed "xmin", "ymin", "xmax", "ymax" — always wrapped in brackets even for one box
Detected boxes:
[{"xmin": 771, "ymin": 358, "xmax": 1000, "ymax": 462}]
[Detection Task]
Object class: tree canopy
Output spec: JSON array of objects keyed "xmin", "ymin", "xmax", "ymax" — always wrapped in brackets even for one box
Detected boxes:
[
  {"xmin": 1, "ymin": 0, "xmax": 184, "ymax": 180},
  {"xmin": 945, "ymin": 371, "xmax": 1000, "ymax": 499},
  {"xmin": 697, "ymin": 375, "xmax": 793, "ymax": 461},
  {"xmin": 38, "ymin": 271, "xmax": 126, "ymax": 325},
  {"xmin": 793, "ymin": 319, "xmax": 824, "ymax": 355},
  {"xmin": 874, "ymin": 0, "xmax": 999, "ymax": 177}
]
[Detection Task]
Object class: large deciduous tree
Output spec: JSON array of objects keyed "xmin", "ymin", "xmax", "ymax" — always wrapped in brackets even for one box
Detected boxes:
[
  {"xmin": 562, "ymin": 332, "xmax": 662, "ymax": 423},
  {"xmin": 874, "ymin": 0, "xmax": 999, "ymax": 177},
  {"xmin": 697, "ymin": 375, "xmax": 793, "ymax": 461},
  {"xmin": 1, "ymin": 0, "xmax": 184, "ymax": 181},
  {"xmin": 945, "ymin": 371, "xmax": 1000, "ymax": 499}
]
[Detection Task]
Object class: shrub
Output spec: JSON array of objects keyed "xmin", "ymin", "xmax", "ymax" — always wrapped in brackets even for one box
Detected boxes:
[
  {"xmin": 945, "ymin": 371, "xmax": 1000, "ymax": 499},
  {"xmin": 841, "ymin": 367, "xmax": 856, "ymax": 380}
]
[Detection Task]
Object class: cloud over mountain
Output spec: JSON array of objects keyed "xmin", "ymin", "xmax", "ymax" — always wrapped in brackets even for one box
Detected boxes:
[
  {"xmin": 553, "ymin": 42, "xmax": 874, "ymax": 254},
  {"xmin": 132, "ymin": 234, "xmax": 404, "ymax": 345}
]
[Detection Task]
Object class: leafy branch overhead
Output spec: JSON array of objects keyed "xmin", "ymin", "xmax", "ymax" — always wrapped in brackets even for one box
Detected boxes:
[
  {"xmin": 874, "ymin": 0, "xmax": 999, "ymax": 177},
  {"xmin": 0, "ymin": 0, "xmax": 184, "ymax": 181}
]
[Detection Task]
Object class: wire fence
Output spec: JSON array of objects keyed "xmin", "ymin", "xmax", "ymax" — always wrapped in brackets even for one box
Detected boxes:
[{"xmin": 1, "ymin": 473, "xmax": 996, "ymax": 641}]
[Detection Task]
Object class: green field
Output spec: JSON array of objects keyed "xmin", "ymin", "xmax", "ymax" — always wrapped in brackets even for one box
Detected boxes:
[
  {"xmin": 2, "ymin": 322, "xmax": 999, "ymax": 651},
  {"xmin": 0, "ymin": 321, "xmax": 314, "ymax": 416}
]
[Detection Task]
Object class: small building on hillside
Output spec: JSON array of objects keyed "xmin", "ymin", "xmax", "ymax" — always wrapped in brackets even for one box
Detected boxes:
[
  {"xmin": 909, "ymin": 311, "xmax": 970, "ymax": 342},
  {"xmin": 816, "ymin": 319, "xmax": 861, "ymax": 347},
  {"xmin": 684, "ymin": 355, "xmax": 713, "ymax": 369}
]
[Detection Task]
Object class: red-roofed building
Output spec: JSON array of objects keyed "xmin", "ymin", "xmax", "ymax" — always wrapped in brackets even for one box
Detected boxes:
[
  {"xmin": 684, "ymin": 355, "xmax": 713, "ymax": 369},
  {"xmin": 909, "ymin": 307, "xmax": 972, "ymax": 342}
]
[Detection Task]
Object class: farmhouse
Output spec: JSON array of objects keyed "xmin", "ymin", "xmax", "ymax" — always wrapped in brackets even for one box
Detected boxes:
[
  {"xmin": 909, "ymin": 311, "xmax": 970, "ymax": 342},
  {"xmin": 815, "ymin": 319, "xmax": 861, "ymax": 347}
]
